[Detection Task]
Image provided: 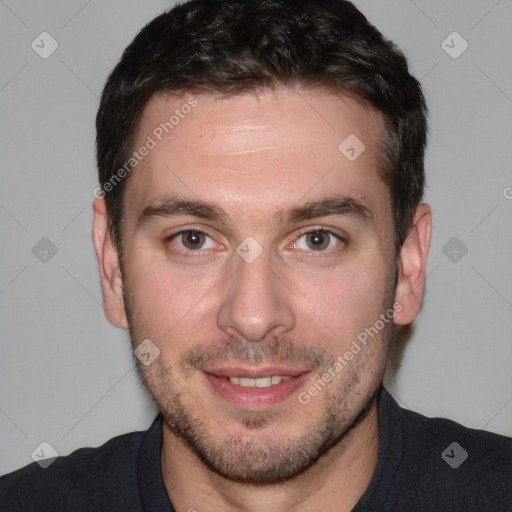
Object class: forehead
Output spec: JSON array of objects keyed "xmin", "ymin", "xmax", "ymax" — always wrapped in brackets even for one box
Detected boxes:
[{"xmin": 124, "ymin": 88, "xmax": 389, "ymax": 226}]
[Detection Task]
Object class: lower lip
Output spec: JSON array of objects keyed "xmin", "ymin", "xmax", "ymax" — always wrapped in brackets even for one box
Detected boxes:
[{"xmin": 203, "ymin": 372, "xmax": 309, "ymax": 410}]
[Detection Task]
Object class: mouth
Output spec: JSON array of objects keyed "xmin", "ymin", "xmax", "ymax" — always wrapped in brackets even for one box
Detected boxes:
[{"xmin": 202, "ymin": 367, "xmax": 310, "ymax": 410}]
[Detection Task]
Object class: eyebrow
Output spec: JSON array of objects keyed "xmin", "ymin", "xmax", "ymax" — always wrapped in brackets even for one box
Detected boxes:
[
  {"xmin": 287, "ymin": 196, "xmax": 371, "ymax": 224},
  {"xmin": 137, "ymin": 197, "xmax": 229, "ymax": 228},
  {"xmin": 136, "ymin": 194, "xmax": 371, "ymax": 228}
]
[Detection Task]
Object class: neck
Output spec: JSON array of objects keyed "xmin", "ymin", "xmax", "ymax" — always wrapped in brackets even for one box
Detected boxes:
[{"xmin": 161, "ymin": 398, "xmax": 380, "ymax": 512}]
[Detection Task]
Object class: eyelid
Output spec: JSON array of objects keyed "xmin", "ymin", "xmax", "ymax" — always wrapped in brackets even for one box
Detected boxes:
[
  {"xmin": 165, "ymin": 226, "xmax": 225, "ymax": 258},
  {"xmin": 292, "ymin": 225, "xmax": 346, "ymax": 243},
  {"xmin": 295, "ymin": 225, "xmax": 345, "ymax": 237},
  {"xmin": 285, "ymin": 226, "xmax": 346, "ymax": 254},
  {"xmin": 165, "ymin": 225, "xmax": 345, "ymax": 241},
  {"xmin": 165, "ymin": 224, "xmax": 219, "ymax": 241},
  {"xmin": 164, "ymin": 224, "xmax": 346, "ymax": 259}
]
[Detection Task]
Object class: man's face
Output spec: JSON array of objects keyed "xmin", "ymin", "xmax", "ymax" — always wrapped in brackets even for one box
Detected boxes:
[{"xmin": 117, "ymin": 88, "xmax": 398, "ymax": 483}]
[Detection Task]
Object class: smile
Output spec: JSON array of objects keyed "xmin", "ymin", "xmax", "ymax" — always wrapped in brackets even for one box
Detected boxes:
[
  {"xmin": 202, "ymin": 368, "xmax": 310, "ymax": 409},
  {"xmin": 228, "ymin": 375, "xmax": 292, "ymax": 387}
]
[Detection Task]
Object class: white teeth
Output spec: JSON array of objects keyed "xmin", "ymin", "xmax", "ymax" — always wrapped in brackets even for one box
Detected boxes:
[
  {"xmin": 271, "ymin": 376, "xmax": 281, "ymax": 385},
  {"xmin": 228, "ymin": 375, "xmax": 292, "ymax": 387}
]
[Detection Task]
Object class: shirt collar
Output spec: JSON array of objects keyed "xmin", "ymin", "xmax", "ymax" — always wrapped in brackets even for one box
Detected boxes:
[
  {"xmin": 352, "ymin": 386, "xmax": 404, "ymax": 511},
  {"xmin": 137, "ymin": 414, "xmax": 175, "ymax": 512},
  {"xmin": 137, "ymin": 386, "xmax": 403, "ymax": 511}
]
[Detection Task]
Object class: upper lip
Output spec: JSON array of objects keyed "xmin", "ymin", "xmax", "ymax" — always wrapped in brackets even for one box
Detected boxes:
[{"xmin": 203, "ymin": 367, "xmax": 308, "ymax": 378}]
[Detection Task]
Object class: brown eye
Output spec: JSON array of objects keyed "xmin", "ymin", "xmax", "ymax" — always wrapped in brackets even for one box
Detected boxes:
[
  {"xmin": 291, "ymin": 229, "xmax": 344, "ymax": 253},
  {"xmin": 305, "ymin": 231, "xmax": 330, "ymax": 251},
  {"xmin": 181, "ymin": 230, "xmax": 206, "ymax": 250}
]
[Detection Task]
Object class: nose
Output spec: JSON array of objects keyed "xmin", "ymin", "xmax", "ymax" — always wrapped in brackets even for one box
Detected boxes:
[{"xmin": 216, "ymin": 250, "xmax": 295, "ymax": 343}]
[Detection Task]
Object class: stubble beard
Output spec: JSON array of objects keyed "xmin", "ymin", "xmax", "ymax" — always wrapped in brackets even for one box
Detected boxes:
[
  {"xmin": 127, "ymin": 325, "xmax": 390, "ymax": 483},
  {"xmin": 120, "ymin": 261, "xmax": 393, "ymax": 485}
]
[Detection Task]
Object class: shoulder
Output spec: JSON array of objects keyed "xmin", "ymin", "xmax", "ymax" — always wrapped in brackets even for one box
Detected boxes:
[
  {"xmin": 0, "ymin": 427, "xmax": 150, "ymax": 511},
  {"xmin": 394, "ymin": 400, "xmax": 511, "ymax": 510}
]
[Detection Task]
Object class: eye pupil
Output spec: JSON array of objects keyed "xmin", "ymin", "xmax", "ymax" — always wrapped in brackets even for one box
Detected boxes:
[
  {"xmin": 306, "ymin": 231, "xmax": 329, "ymax": 250},
  {"xmin": 182, "ymin": 231, "xmax": 205, "ymax": 249}
]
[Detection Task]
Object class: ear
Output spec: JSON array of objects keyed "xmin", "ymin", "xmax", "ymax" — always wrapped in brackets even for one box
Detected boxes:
[
  {"xmin": 393, "ymin": 203, "xmax": 432, "ymax": 326},
  {"xmin": 92, "ymin": 198, "xmax": 129, "ymax": 328}
]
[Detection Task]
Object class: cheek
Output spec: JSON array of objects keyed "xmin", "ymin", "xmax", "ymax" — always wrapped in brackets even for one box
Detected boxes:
[
  {"xmin": 290, "ymin": 257, "xmax": 393, "ymax": 343},
  {"xmin": 127, "ymin": 256, "xmax": 223, "ymax": 339}
]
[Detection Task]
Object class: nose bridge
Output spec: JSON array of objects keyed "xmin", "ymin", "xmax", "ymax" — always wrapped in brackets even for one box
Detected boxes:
[{"xmin": 216, "ymin": 248, "xmax": 295, "ymax": 342}]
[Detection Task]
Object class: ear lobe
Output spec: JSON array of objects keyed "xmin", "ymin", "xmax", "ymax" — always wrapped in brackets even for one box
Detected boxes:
[
  {"xmin": 92, "ymin": 198, "xmax": 129, "ymax": 329},
  {"xmin": 393, "ymin": 203, "xmax": 432, "ymax": 326}
]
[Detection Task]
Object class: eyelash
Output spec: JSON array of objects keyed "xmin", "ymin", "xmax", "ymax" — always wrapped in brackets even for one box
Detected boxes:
[
  {"xmin": 293, "ymin": 227, "xmax": 345, "ymax": 254},
  {"xmin": 165, "ymin": 226, "xmax": 345, "ymax": 258},
  {"xmin": 165, "ymin": 228, "xmax": 218, "ymax": 258}
]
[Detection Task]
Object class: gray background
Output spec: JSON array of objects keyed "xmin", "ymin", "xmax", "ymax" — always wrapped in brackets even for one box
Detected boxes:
[{"xmin": 1, "ymin": 0, "xmax": 511, "ymax": 475}]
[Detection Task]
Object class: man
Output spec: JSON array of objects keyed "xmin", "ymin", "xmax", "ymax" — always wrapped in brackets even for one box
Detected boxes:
[{"xmin": 1, "ymin": 0, "xmax": 510, "ymax": 510}]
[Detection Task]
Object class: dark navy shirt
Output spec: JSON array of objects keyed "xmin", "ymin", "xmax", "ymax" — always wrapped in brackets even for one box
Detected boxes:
[{"xmin": 1, "ymin": 387, "xmax": 511, "ymax": 511}]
